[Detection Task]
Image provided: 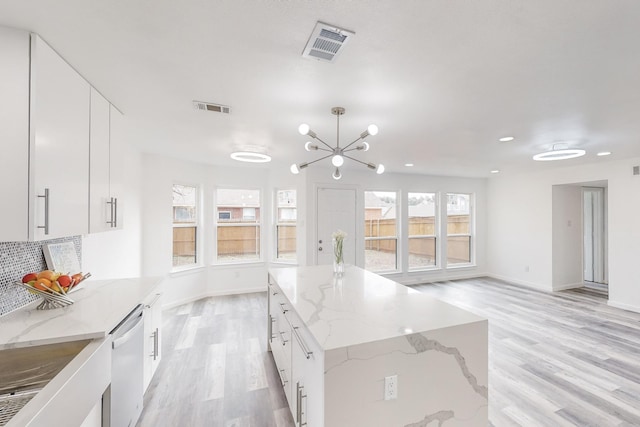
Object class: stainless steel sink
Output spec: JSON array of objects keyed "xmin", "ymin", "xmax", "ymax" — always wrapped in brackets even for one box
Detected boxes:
[{"xmin": 0, "ymin": 340, "xmax": 90, "ymax": 426}]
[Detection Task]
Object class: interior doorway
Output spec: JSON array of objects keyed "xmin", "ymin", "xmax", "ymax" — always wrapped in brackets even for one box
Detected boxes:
[{"xmin": 583, "ymin": 186, "xmax": 608, "ymax": 295}]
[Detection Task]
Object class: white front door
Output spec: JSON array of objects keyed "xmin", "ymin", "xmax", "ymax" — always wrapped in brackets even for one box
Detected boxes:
[{"xmin": 316, "ymin": 187, "xmax": 356, "ymax": 266}]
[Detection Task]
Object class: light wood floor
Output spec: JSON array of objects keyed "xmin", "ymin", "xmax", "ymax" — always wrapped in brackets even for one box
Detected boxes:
[{"xmin": 138, "ymin": 278, "xmax": 640, "ymax": 427}]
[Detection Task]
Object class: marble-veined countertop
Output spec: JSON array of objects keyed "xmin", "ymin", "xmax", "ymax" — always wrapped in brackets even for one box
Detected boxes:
[
  {"xmin": 0, "ymin": 276, "xmax": 163, "ymax": 350},
  {"xmin": 269, "ymin": 265, "xmax": 486, "ymax": 351}
]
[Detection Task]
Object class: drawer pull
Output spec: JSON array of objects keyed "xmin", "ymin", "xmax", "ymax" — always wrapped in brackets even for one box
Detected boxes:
[
  {"xmin": 279, "ymin": 368, "xmax": 288, "ymax": 386},
  {"xmin": 279, "ymin": 302, "xmax": 288, "ymax": 314},
  {"xmin": 297, "ymin": 382, "xmax": 308, "ymax": 425},
  {"xmin": 279, "ymin": 331, "xmax": 289, "ymax": 346},
  {"xmin": 292, "ymin": 326, "xmax": 313, "ymax": 359}
]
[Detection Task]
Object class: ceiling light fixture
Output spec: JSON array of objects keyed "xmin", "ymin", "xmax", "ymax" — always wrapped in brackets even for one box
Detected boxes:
[
  {"xmin": 405, "ymin": 163, "xmax": 414, "ymax": 167},
  {"xmin": 490, "ymin": 169, "xmax": 500, "ymax": 174},
  {"xmin": 533, "ymin": 144, "xmax": 586, "ymax": 161},
  {"xmin": 597, "ymin": 151, "xmax": 611, "ymax": 156},
  {"xmin": 290, "ymin": 107, "xmax": 384, "ymax": 180},
  {"xmin": 230, "ymin": 151, "xmax": 272, "ymax": 163},
  {"xmin": 499, "ymin": 136, "xmax": 515, "ymax": 142}
]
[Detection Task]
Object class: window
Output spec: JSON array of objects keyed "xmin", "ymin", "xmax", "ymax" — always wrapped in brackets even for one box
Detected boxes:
[
  {"xmin": 446, "ymin": 193, "xmax": 472, "ymax": 265},
  {"xmin": 172, "ymin": 184, "xmax": 198, "ymax": 267},
  {"xmin": 216, "ymin": 188, "xmax": 261, "ymax": 262},
  {"xmin": 364, "ymin": 191, "xmax": 398, "ymax": 272},
  {"xmin": 408, "ymin": 192, "xmax": 437, "ymax": 270},
  {"xmin": 276, "ymin": 189, "xmax": 297, "ymax": 262}
]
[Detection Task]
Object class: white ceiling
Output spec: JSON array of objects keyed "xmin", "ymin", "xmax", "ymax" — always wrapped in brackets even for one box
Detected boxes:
[{"xmin": 2, "ymin": 1, "xmax": 640, "ymax": 177}]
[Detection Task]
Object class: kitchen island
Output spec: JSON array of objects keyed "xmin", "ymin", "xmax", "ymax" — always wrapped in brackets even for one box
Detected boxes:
[{"xmin": 268, "ymin": 265, "xmax": 487, "ymax": 427}]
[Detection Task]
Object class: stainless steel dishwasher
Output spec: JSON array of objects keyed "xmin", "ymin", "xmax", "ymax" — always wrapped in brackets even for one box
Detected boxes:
[{"xmin": 104, "ymin": 304, "xmax": 144, "ymax": 427}]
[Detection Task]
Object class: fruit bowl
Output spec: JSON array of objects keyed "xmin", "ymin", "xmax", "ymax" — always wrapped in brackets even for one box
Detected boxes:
[{"xmin": 16, "ymin": 271, "xmax": 91, "ymax": 310}]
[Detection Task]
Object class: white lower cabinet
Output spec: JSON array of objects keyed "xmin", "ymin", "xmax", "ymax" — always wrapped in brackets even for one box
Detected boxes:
[
  {"xmin": 289, "ymin": 311, "xmax": 323, "ymax": 427},
  {"xmin": 268, "ymin": 280, "xmax": 323, "ymax": 426},
  {"xmin": 143, "ymin": 293, "xmax": 163, "ymax": 392}
]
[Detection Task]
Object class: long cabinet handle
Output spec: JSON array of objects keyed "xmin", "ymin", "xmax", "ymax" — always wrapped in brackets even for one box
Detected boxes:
[
  {"xmin": 279, "ymin": 368, "xmax": 288, "ymax": 387},
  {"xmin": 292, "ymin": 326, "xmax": 313, "ymax": 359},
  {"xmin": 106, "ymin": 197, "xmax": 118, "ymax": 227},
  {"xmin": 297, "ymin": 382, "xmax": 308, "ymax": 426},
  {"xmin": 268, "ymin": 314, "xmax": 275, "ymax": 341},
  {"xmin": 37, "ymin": 188, "xmax": 49, "ymax": 235},
  {"xmin": 153, "ymin": 327, "xmax": 159, "ymax": 360},
  {"xmin": 113, "ymin": 197, "xmax": 118, "ymax": 228}
]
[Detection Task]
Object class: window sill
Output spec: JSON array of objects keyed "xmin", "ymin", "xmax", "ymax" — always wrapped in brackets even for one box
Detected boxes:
[
  {"xmin": 211, "ymin": 260, "xmax": 266, "ymax": 269},
  {"xmin": 407, "ymin": 267, "xmax": 442, "ymax": 274},
  {"xmin": 270, "ymin": 260, "xmax": 298, "ymax": 266},
  {"xmin": 445, "ymin": 263, "xmax": 477, "ymax": 270},
  {"xmin": 170, "ymin": 265, "xmax": 206, "ymax": 277}
]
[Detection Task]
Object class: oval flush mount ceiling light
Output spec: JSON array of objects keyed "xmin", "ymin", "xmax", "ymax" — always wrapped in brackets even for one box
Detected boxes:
[
  {"xmin": 230, "ymin": 151, "xmax": 272, "ymax": 163},
  {"xmin": 597, "ymin": 151, "xmax": 612, "ymax": 156},
  {"xmin": 533, "ymin": 143, "xmax": 586, "ymax": 161},
  {"xmin": 499, "ymin": 136, "xmax": 515, "ymax": 142}
]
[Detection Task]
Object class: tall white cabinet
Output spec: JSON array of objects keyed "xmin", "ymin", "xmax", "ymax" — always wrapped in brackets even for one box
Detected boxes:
[
  {"xmin": 0, "ymin": 26, "xmax": 124, "ymax": 241},
  {"xmin": 89, "ymin": 90, "xmax": 123, "ymax": 233}
]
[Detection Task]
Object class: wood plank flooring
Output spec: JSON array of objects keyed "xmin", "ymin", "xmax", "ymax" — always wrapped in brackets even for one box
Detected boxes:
[
  {"xmin": 413, "ymin": 278, "xmax": 640, "ymax": 427},
  {"xmin": 138, "ymin": 278, "xmax": 640, "ymax": 426},
  {"xmin": 137, "ymin": 293, "xmax": 294, "ymax": 427}
]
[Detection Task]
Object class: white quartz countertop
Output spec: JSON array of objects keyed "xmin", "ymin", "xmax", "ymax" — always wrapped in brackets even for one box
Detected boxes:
[
  {"xmin": 269, "ymin": 265, "xmax": 486, "ymax": 351},
  {"xmin": 0, "ymin": 276, "xmax": 163, "ymax": 350}
]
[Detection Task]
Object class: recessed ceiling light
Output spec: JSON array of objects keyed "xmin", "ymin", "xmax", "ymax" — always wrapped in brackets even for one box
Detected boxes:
[
  {"xmin": 230, "ymin": 152, "xmax": 272, "ymax": 163},
  {"xmin": 597, "ymin": 151, "xmax": 611, "ymax": 156},
  {"xmin": 490, "ymin": 170, "xmax": 500, "ymax": 174},
  {"xmin": 533, "ymin": 147, "xmax": 586, "ymax": 161},
  {"xmin": 499, "ymin": 136, "xmax": 515, "ymax": 142},
  {"xmin": 405, "ymin": 163, "xmax": 414, "ymax": 167}
]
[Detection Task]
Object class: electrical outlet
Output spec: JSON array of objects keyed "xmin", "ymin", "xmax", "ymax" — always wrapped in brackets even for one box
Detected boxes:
[{"xmin": 384, "ymin": 375, "xmax": 397, "ymax": 400}]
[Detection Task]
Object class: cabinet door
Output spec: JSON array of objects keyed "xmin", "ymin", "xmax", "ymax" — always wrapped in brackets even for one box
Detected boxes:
[
  {"xmin": 290, "ymin": 316, "xmax": 323, "ymax": 427},
  {"xmin": 0, "ymin": 27, "xmax": 31, "ymax": 241},
  {"xmin": 89, "ymin": 88, "xmax": 111, "ymax": 233},
  {"xmin": 109, "ymin": 105, "xmax": 124, "ymax": 229},
  {"xmin": 143, "ymin": 293, "xmax": 163, "ymax": 392},
  {"xmin": 30, "ymin": 35, "xmax": 90, "ymax": 240}
]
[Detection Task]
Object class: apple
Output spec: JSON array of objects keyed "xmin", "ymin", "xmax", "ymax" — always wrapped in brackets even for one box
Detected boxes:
[
  {"xmin": 57, "ymin": 275, "xmax": 72, "ymax": 288},
  {"xmin": 71, "ymin": 273, "xmax": 84, "ymax": 284},
  {"xmin": 22, "ymin": 273, "xmax": 37, "ymax": 283}
]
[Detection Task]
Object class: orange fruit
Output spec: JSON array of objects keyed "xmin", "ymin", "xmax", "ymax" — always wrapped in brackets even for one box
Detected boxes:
[
  {"xmin": 33, "ymin": 278, "xmax": 52, "ymax": 291},
  {"xmin": 37, "ymin": 270, "xmax": 56, "ymax": 281}
]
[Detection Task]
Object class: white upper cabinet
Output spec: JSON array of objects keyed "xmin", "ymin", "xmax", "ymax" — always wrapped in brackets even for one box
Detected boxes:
[
  {"xmin": 30, "ymin": 35, "xmax": 91, "ymax": 240},
  {"xmin": 89, "ymin": 88, "xmax": 112, "ymax": 233},
  {"xmin": 109, "ymin": 105, "xmax": 124, "ymax": 230},
  {"xmin": 0, "ymin": 26, "xmax": 122, "ymax": 241}
]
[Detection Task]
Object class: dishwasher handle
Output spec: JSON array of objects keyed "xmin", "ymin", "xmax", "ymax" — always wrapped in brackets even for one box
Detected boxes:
[{"xmin": 112, "ymin": 311, "xmax": 144, "ymax": 349}]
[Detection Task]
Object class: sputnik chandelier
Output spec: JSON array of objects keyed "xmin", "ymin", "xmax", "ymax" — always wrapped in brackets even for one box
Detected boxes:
[{"xmin": 290, "ymin": 107, "xmax": 385, "ymax": 180}]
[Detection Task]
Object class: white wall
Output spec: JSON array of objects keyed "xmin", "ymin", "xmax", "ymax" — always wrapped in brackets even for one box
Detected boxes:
[
  {"xmin": 487, "ymin": 156, "xmax": 640, "ymax": 312},
  {"xmin": 551, "ymin": 185, "xmax": 583, "ymax": 290},
  {"xmin": 82, "ymin": 144, "xmax": 142, "ymax": 279}
]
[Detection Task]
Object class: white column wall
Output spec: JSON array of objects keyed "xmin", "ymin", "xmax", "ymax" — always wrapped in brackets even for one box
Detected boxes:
[
  {"xmin": 487, "ymin": 156, "xmax": 640, "ymax": 312},
  {"xmin": 551, "ymin": 185, "xmax": 583, "ymax": 290}
]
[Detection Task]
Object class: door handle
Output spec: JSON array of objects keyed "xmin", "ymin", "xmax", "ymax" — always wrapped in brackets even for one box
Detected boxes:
[{"xmin": 318, "ymin": 247, "xmax": 323, "ymax": 251}]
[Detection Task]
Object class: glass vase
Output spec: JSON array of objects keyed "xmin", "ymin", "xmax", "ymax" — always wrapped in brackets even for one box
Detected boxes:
[{"xmin": 332, "ymin": 237, "xmax": 345, "ymax": 277}]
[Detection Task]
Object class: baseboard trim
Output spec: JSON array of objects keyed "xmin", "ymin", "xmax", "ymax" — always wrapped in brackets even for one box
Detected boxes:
[
  {"xmin": 608, "ymin": 300, "xmax": 640, "ymax": 314},
  {"xmin": 162, "ymin": 286, "xmax": 267, "ymax": 310},
  {"xmin": 552, "ymin": 282, "xmax": 584, "ymax": 291},
  {"xmin": 486, "ymin": 274, "xmax": 552, "ymax": 292}
]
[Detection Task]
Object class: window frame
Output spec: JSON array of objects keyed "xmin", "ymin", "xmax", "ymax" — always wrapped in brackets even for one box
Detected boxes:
[
  {"xmin": 171, "ymin": 182, "xmax": 202, "ymax": 272},
  {"xmin": 214, "ymin": 187, "xmax": 263, "ymax": 265},
  {"xmin": 364, "ymin": 190, "xmax": 400, "ymax": 274},
  {"xmin": 274, "ymin": 189, "xmax": 297, "ymax": 264},
  {"xmin": 445, "ymin": 192, "xmax": 475, "ymax": 268},
  {"xmin": 407, "ymin": 191, "xmax": 439, "ymax": 272}
]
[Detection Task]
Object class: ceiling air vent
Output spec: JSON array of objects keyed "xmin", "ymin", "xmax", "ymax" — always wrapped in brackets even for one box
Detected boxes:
[
  {"xmin": 302, "ymin": 21, "xmax": 355, "ymax": 63},
  {"xmin": 633, "ymin": 165, "xmax": 640, "ymax": 176},
  {"xmin": 193, "ymin": 101, "xmax": 231, "ymax": 114}
]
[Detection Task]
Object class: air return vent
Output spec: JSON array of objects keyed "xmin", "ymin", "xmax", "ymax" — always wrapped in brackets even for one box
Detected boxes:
[
  {"xmin": 193, "ymin": 101, "xmax": 231, "ymax": 114},
  {"xmin": 633, "ymin": 165, "xmax": 640, "ymax": 176},
  {"xmin": 302, "ymin": 21, "xmax": 355, "ymax": 63}
]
